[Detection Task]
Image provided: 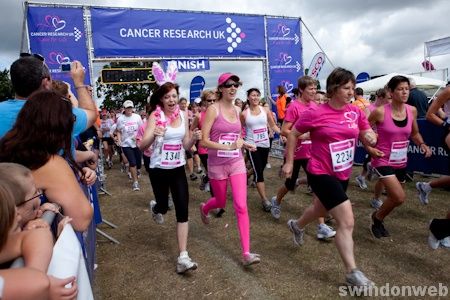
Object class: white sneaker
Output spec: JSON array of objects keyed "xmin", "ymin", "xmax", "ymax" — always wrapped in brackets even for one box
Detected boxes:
[
  {"xmin": 266, "ymin": 163, "xmax": 271, "ymax": 169},
  {"xmin": 345, "ymin": 269, "xmax": 374, "ymax": 287},
  {"xmin": 370, "ymin": 198, "xmax": 383, "ymax": 210},
  {"xmin": 132, "ymin": 181, "xmax": 140, "ymax": 191},
  {"xmin": 440, "ymin": 237, "xmax": 450, "ymax": 248},
  {"xmin": 150, "ymin": 200, "xmax": 164, "ymax": 224},
  {"xmin": 317, "ymin": 223, "xmax": 336, "ymax": 239},
  {"xmin": 168, "ymin": 197, "xmax": 174, "ymax": 210},
  {"xmin": 176, "ymin": 254, "xmax": 198, "ymax": 274},
  {"xmin": 416, "ymin": 182, "xmax": 430, "ymax": 205},
  {"xmin": 287, "ymin": 219, "xmax": 304, "ymax": 246},
  {"xmin": 355, "ymin": 175, "xmax": 368, "ymax": 189},
  {"xmin": 428, "ymin": 232, "xmax": 440, "ymax": 250},
  {"xmin": 242, "ymin": 253, "xmax": 261, "ymax": 266},
  {"xmin": 270, "ymin": 196, "xmax": 281, "ymax": 220}
]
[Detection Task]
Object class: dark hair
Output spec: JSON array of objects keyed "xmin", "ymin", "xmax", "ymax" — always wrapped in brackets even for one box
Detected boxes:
[
  {"xmin": 326, "ymin": 67, "xmax": 356, "ymax": 97},
  {"xmin": 292, "ymin": 88, "xmax": 299, "ymax": 97},
  {"xmin": 298, "ymin": 76, "xmax": 317, "ymax": 91},
  {"xmin": 286, "ymin": 96, "xmax": 292, "ymax": 105},
  {"xmin": 387, "ymin": 75, "xmax": 410, "ymax": 91},
  {"xmin": 0, "ymin": 176, "xmax": 24, "ymax": 250},
  {"xmin": 179, "ymin": 97, "xmax": 187, "ymax": 103},
  {"xmin": 355, "ymin": 87, "xmax": 364, "ymax": 96},
  {"xmin": 0, "ymin": 90, "xmax": 75, "ymax": 170},
  {"xmin": 246, "ymin": 88, "xmax": 261, "ymax": 97},
  {"xmin": 376, "ymin": 88, "xmax": 387, "ymax": 98},
  {"xmin": 149, "ymin": 82, "xmax": 179, "ymax": 114},
  {"xmin": 52, "ymin": 80, "xmax": 69, "ymax": 97},
  {"xmin": 277, "ymin": 85, "xmax": 286, "ymax": 95},
  {"xmin": 10, "ymin": 57, "xmax": 50, "ymax": 98}
]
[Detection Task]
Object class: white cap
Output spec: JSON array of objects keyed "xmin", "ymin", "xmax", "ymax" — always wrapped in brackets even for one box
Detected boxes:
[
  {"xmin": 123, "ymin": 100, "xmax": 134, "ymax": 108},
  {"xmin": 194, "ymin": 97, "xmax": 201, "ymax": 104}
]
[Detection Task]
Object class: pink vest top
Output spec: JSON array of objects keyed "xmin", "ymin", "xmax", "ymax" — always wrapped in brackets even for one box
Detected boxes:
[
  {"xmin": 208, "ymin": 105, "xmax": 243, "ymax": 166},
  {"xmin": 197, "ymin": 111, "xmax": 208, "ymax": 155},
  {"xmin": 371, "ymin": 103, "xmax": 413, "ymax": 169}
]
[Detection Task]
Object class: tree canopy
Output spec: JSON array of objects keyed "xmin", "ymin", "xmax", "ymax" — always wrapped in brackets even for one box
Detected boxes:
[{"xmin": 0, "ymin": 69, "xmax": 13, "ymax": 101}]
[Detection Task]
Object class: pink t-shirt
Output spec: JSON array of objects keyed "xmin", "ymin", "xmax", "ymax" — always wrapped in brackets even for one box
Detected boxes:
[
  {"xmin": 136, "ymin": 121, "xmax": 152, "ymax": 157},
  {"xmin": 284, "ymin": 100, "xmax": 317, "ymax": 160},
  {"xmin": 371, "ymin": 103, "xmax": 413, "ymax": 169},
  {"xmin": 295, "ymin": 103, "xmax": 370, "ymax": 180}
]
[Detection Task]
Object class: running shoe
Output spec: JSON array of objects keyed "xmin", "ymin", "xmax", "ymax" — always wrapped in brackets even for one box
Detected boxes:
[
  {"xmin": 370, "ymin": 198, "xmax": 383, "ymax": 210},
  {"xmin": 428, "ymin": 232, "xmax": 441, "ymax": 250},
  {"xmin": 416, "ymin": 182, "xmax": 430, "ymax": 205},
  {"xmin": 440, "ymin": 237, "xmax": 450, "ymax": 248},
  {"xmin": 287, "ymin": 219, "xmax": 304, "ymax": 246},
  {"xmin": 199, "ymin": 203, "xmax": 210, "ymax": 224},
  {"xmin": 168, "ymin": 197, "xmax": 174, "ymax": 210},
  {"xmin": 150, "ymin": 200, "xmax": 164, "ymax": 224},
  {"xmin": 266, "ymin": 163, "xmax": 271, "ymax": 169},
  {"xmin": 370, "ymin": 212, "xmax": 389, "ymax": 239},
  {"xmin": 317, "ymin": 223, "xmax": 336, "ymax": 239},
  {"xmin": 355, "ymin": 175, "xmax": 368, "ymax": 189},
  {"xmin": 262, "ymin": 199, "xmax": 272, "ymax": 212},
  {"xmin": 345, "ymin": 269, "xmax": 374, "ymax": 287},
  {"xmin": 242, "ymin": 253, "xmax": 261, "ymax": 266},
  {"xmin": 132, "ymin": 181, "xmax": 140, "ymax": 191},
  {"xmin": 270, "ymin": 196, "xmax": 281, "ymax": 220},
  {"xmin": 176, "ymin": 254, "xmax": 198, "ymax": 274}
]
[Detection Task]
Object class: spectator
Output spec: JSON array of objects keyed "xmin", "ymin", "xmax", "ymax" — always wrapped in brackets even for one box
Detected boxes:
[
  {"xmin": 275, "ymin": 85, "xmax": 287, "ymax": 124},
  {"xmin": 407, "ymin": 78, "xmax": 429, "ymax": 118},
  {"xmin": 352, "ymin": 87, "xmax": 370, "ymax": 115}
]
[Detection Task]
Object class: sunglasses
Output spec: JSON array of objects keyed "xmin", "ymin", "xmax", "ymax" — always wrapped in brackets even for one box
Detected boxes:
[
  {"xmin": 206, "ymin": 99, "xmax": 216, "ymax": 103},
  {"xmin": 222, "ymin": 82, "xmax": 241, "ymax": 88},
  {"xmin": 20, "ymin": 52, "xmax": 45, "ymax": 62}
]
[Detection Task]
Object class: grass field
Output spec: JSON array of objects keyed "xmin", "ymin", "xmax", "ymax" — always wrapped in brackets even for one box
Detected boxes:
[{"xmin": 94, "ymin": 156, "xmax": 449, "ymax": 299}]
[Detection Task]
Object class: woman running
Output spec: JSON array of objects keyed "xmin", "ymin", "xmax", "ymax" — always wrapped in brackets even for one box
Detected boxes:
[
  {"xmin": 140, "ymin": 82, "xmax": 201, "ymax": 274},
  {"xmin": 282, "ymin": 68, "xmax": 377, "ymax": 287},
  {"xmin": 241, "ymin": 88, "xmax": 280, "ymax": 211},
  {"xmin": 199, "ymin": 73, "xmax": 260, "ymax": 266},
  {"xmin": 368, "ymin": 75, "xmax": 431, "ymax": 239}
]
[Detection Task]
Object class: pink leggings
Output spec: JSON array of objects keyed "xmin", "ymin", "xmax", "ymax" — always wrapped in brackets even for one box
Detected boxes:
[{"xmin": 202, "ymin": 172, "xmax": 250, "ymax": 256}]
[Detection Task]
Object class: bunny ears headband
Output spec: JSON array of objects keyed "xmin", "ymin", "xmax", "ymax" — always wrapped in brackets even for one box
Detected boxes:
[{"xmin": 152, "ymin": 61, "xmax": 178, "ymax": 86}]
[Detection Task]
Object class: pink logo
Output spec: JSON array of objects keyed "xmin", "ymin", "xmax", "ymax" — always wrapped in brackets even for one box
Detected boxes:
[
  {"xmin": 38, "ymin": 15, "xmax": 66, "ymax": 32},
  {"xmin": 47, "ymin": 51, "xmax": 71, "ymax": 65}
]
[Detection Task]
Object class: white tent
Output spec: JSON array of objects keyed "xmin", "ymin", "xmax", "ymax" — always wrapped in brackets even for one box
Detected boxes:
[{"xmin": 356, "ymin": 73, "xmax": 446, "ymax": 94}]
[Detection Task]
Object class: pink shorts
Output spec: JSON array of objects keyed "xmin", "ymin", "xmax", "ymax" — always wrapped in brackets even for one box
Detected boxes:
[{"xmin": 208, "ymin": 159, "xmax": 246, "ymax": 180}]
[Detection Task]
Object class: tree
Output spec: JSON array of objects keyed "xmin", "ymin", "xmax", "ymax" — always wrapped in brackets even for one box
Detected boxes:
[
  {"xmin": 95, "ymin": 62, "xmax": 158, "ymax": 110},
  {"xmin": 0, "ymin": 69, "xmax": 13, "ymax": 101}
]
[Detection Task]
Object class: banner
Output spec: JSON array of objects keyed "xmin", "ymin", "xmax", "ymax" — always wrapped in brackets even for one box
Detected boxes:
[
  {"xmin": 91, "ymin": 8, "xmax": 266, "ymax": 58},
  {"xmin": 425, "ymin": 36, "xmax": 450, "ymax": 57},
  {"xmin": 308, "ymin": 52, "xmax": 325, "ymax": 79},
  {"xmin": 27, "ymin": 6, "xmax": 91, "ymax": 86},
  {"xmin": 355, "ymin": 119, "xmax": 449, "ymax": 175},
  {"xmin": 266, "ymin": 17, "xmax": 303, "ymax": 104},
  {"xmin": 163, "ymin": 59, "xmax": 210, "ymax": 72}
]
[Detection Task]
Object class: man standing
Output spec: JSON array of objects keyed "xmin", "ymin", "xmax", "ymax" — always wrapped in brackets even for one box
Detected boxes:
[{"xmin": 407, "ymin": 78, "xmax": 429, "ymax": 118}]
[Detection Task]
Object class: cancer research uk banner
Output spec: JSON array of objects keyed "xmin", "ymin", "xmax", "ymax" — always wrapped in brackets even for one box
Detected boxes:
[
  {"xmin": 90, "ymin": 8, "xmax": 266, "ymax": 57},
  {"xmin": 266, "ymin": 18, "xmax": 303, "ymax": 102},
  {"xmin": 27, "ymin": 6, "xmax": 91, "ymax": 85}
]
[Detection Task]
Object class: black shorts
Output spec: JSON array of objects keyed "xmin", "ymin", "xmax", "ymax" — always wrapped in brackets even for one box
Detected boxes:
[
  {"xmin": 185, "ymin": 150, "xmax": 193, "ymax": 159},
  {"xmin": 102, "ymin": 137, "xmax": 114, "ymax": 145},
  {"xmin": 307, "ymin": 173, "xmax": 349, "ymax": 211},
  {"xmin": 374, "ymin": 166, "xmax": 407, "ymax": 183},
  {"xmin": 285, "ymin": 159, "xmax": 308, "ymax": 191}
]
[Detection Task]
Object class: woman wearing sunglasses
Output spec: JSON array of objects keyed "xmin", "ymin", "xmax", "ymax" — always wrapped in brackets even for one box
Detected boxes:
[{"xmin": 199, "ymin": 73, "xmax": 260, "ymax": 266}]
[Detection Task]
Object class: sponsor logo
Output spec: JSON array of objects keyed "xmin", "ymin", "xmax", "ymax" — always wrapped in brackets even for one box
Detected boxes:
[
  {"xmin": 30, "ymin": 15, "xmax": 82, "ymax": 42},
  {"xmin": 269, "ymin": 22, "xmax": 300, "ymax": 44}
]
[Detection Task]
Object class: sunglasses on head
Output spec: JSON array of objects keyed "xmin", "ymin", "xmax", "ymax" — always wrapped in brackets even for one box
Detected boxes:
[
  {"xmin": 222, "ymin": 82, "xmax": 240, "ymax": 88},
  {"xmin": 20, "ymin": 52, "xmax": 45, "ymax": 62}
]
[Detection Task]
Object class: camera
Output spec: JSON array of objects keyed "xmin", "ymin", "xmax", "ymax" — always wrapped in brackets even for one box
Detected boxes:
[{"xmin": 61, "ymin": 63, "xmax": 71, "ymax": 72}]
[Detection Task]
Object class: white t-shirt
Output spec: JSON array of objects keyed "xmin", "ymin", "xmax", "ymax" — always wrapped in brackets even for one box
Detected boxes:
[{"xmin": 116, "ymin": 113, "xmax": 143, "ymax": 148}]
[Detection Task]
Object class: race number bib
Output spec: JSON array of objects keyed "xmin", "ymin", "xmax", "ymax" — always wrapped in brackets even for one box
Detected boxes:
[
  {"xmin": 125, "ymin": 123, "xmax": 137, "ymax": 134},
  {"xmin": 253, "ymin": 127, "xmax": 269, "ymax": 145},
  {"xmin": 217, "ymin": 133, "xmax": 240, "ymax": 158},
  {"xmin": 389, "ymin": 141, "xmax": 409, "ymax": 164},
  {"xmin": 161, "ymin": 142, "xmax": 183, "ymax": 167},
  {"xmin": 329, "ymin": 139, "xmax": 355, "ymax": 172}
]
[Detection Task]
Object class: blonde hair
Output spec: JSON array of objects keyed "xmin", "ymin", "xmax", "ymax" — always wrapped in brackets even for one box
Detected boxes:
[{"xmin": 0, "ymin": 163, "xmax": 32, "ymax": 206}]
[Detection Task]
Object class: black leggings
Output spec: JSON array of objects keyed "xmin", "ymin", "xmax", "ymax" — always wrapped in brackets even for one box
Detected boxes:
[
  {"xmin": 430, "ymin": 218, "xmax": 450, "ymax": 240},
  {"xmin": 148, "ymin": 166, "xmax": 189, "ymax": 222},
  {"xmin": 284, "ymin": 159, "xmax": 308, "ymax": 190},
  {"xmin": 248, "ymin": 147, "xmax": 270, "ymax": 183}
]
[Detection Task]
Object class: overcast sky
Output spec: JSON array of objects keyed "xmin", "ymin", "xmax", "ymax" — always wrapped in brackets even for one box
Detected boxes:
[{"xmin": 1, "ymin": 0, "xmax": 449, "ymax": 100}]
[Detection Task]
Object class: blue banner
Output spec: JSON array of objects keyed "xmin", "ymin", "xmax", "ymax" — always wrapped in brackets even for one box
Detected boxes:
[
  {"xmin": 266, "ymin": 17, "xmax": 303, "ymax": 109},
  {"xmin": 91, "ymin": 8, "xmax": 266, "ymax": 58},
  {"xmin": 27, "ymin": 7, "xmax": 91, "ymax": 86},
  {"xmin": 355, "ymin": 119, "xmax": 449, "ymax": 175},
  {"xmin": 163, "ymin": 59, "xmax": 210, "ymax": 72},
  {"xmin": 189, "ymin": 76, "xmax": 206, "ymax": 103}
]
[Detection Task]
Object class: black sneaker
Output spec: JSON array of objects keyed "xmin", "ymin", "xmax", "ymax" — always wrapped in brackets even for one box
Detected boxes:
[{"xmin": 370, "ymin": 212, "xmax": 390, "ymax": 238}]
